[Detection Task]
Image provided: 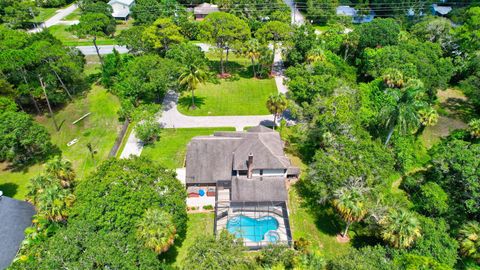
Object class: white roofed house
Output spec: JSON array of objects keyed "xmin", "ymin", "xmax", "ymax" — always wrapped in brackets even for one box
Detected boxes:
[{"xmin": 108, "ymin": 0, "xmax": 135, "ymax": 20}]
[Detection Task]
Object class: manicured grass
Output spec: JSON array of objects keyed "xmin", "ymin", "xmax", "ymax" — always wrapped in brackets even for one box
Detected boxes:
[
  {"xmin": 0, "ymin": 85, "xmax": 121, "ymax": 200},
  {"xmin": 48, "ymin": 19, "xmax": 133, "ymax": 46},
  {"xmin": 141, "ymin": 127, "xmax": 235, "ymax": 169},
  {"xmin": 49, "ymin": 25, "xmax": 117, "ymax": 46},
  {"xmin": 163, "ymin": 213, "xmax": 214, "ymax": 268},
  {"xmin": 0, "ymin": 163, "xmax": 42, "ymax": 200},
  {"xmin": 36, "ymin": 8, "xmax": 58, "ymax": 23},
  {"xmin": 177, "ymin": 52, "xmax": 278, "ymax": 116},
  {"xmin": 177, "ymin": 78, "xmax": 277, "ymax": 116},
  {"xmin": 63, "ymin": 9, "xmax": 82, "ymax": 21},
  {"xmin": 288, "ymin": 185, "xmax": 352, "ymax": 260}
]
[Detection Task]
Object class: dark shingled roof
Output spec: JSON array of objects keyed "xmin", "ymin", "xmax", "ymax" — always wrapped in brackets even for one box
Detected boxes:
[
  {"xmin": 231, "ymin": 177, "xmax": 287, "ymax": 202},
  {"xmin": 185, "ymin": 126, "xmax": 291, "ymax": 184},
  {"xmin": 0, "ymin": 196, "xmax": 35, "ymax": 269}
]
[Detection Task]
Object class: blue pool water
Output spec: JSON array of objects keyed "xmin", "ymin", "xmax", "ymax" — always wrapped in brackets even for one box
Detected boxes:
[{"xmin": 227, "ymin": 215, "xmax": 279, "ymax": 242}]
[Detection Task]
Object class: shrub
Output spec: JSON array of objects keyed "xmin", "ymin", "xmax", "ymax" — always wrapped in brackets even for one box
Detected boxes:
[
  {"xmin": 202, "ymin": 205, "xmax": 213, "ymax": 210},
  {"xmin": 135, "ymin": 118, "xmax": 161, "ymax": 144}
]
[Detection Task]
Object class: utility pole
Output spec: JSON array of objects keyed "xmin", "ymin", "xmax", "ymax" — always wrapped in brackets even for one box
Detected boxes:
[
  {"xmin": 29, "ymin": 7, "xmax": 38, "ymax": 30},
  {"xmin": 39, "ymin": 76, "xmax": 60, "ymax": 131}
]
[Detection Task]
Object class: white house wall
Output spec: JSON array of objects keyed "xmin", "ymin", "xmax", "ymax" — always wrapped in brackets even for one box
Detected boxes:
[{"xmin": 263, "ymin": 169, "xmax": 285, "ymax": 176}]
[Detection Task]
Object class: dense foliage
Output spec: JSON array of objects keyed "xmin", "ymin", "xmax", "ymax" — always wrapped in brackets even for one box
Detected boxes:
[{"xmin": 13, "ymin": 157, "xmax": 187, "ymax": 268}]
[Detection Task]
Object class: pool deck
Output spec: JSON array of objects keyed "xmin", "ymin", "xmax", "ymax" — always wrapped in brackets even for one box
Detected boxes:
[{"xmin": 187, "ymin": 196, "xmax": 216, "ymax": 208}]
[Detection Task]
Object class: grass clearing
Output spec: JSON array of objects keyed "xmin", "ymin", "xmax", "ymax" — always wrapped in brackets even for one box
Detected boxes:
[
  {"xmin": 63, "ymin": 9, "xmax": 82, "ymax": 21},
  {"xmin": 141, "ymin": 127, "xmax": 235, "ymax": 169},
  {"xmin": 0, "ymin": 85, "xmax": 121, "ymax": 200},
  {"xmin": 48, "ymin": 19, "xmax": 133, "ymax": 46},
  {"xmin": 36, "ymin": 8, "xmax": 57, "ymax": 23},
  {"xmin": 288, "ymin": 185, "xmax": 352, "ymax": 260},
  {"xmin": 177, "ymin": 78, "xmax": 277, "ymax": 116},
  {"xmin": 161, "ymin": 213, "xmax": 214, "ymax": 268},
  {"xmin": 48, "ymin": 25, "xmax": 117, "ymax": 46},
  {"xmin": 177, "ymin": 52, "xmax": 277, "ymax": 116},
  {"xmin": 421, "ymin": 88, "xmax": 470, "ymax": 148},
  {"xmin": 37, "ymin": 85, "xmax": 121, "ymax": 180}
]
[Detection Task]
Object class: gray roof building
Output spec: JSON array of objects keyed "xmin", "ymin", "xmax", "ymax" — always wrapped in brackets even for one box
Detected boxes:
[
  {"xmin": 186, "ymin": 126, "xmax": 296, "ymax": 185},
  {"xmin": 0, "ymin": 196, "xmax": 35, "ymax": 269},
  {"xmin": 193, "ymin": 3, "xmax": 219, "ymax": 20},
  {"xmin": 231, "ymin": 177, "xmax": 288, "ymax": 202}
]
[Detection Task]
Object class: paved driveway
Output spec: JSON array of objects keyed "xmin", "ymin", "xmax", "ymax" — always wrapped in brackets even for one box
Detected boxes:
[
  {"xmin": 29, "ymin": 4, "xmax": 78, "ymax": 33},
  {"xmin": 76, "ymin": 45, "xmax": 129, "ymax": 55}
]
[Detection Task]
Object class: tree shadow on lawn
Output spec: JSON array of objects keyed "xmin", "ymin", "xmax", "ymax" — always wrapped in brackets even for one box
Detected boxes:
[
  {"xmin": 158, "ymin": 229, "xmax": 187, "ymax": 264},
  {"xmin": 441, "ymin": 97, "xmax": 476, "ymax": 122},
  {"xmin": 208, "ymin": 60, "xmax": 253, "ymax": 79},
  {"xmin": 178, "ymin": 96, "xmax": 206, "ymax": 111},
  {"xmin": 0, "ymin": 183, "xmax": 19, "ymax": 198},
  {"xmin": 294, "ymin": 182, "xmax": 343, "ymax": 237}
]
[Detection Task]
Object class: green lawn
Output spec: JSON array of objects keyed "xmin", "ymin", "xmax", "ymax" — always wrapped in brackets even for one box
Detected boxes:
[
  {"xmin": 177, "ymin": 78, "xmax": 276, "ymax": 116},
  {"xmin": 48, "ymin": 25, "xmax": 117, "ymax": 46},
  {"xmin": 35, "ymin": 8, "xmax": 58, "ymax": 23},
  {"xmin": 288, "ymin": 186, "xmax": 352, "ymax": 260},
  {"xmin": 177, "ymin": 52, "xmax": 278, "ymax": 116},
  {"xmin": 48, "ymin": 19, "xmax": 134, "ymax": 46},
  {"xmin": 0, "ymin": 85, "xmax": 121, "ymax": 199},
  {"xmin": 161, "ymin": 213, "xmax": 214, "ymax": 268},
  {"xmin": 141, "ymin": 127, "xmax": 235, "ymax": 169},
  {"xmin": 63, "ymin": 9, "xmax": 82, "ymax": 21}
]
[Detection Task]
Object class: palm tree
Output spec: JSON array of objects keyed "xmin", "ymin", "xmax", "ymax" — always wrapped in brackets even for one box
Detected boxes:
[
  {"xmin": 381, "ymin": 80, "xmax": 427, "ymax": 145},
  {"xmin": 468, "ymin": 119, "xmax": 480, "ymax": 139},
  {"xmin": 27, "ymin": 175, "xmax": 55, "ymax": 205},
  {"xmin": 266, "ymin": 93, "xmax": 288, "ymax": 129},
  {"xmin": 179, "ymin": 64, "xmax": 208, "ymax": 109},
  {"xmin": 382, "ymin": 68, "xmax": 405, "ymax": 89},
  {"xmin": 243, "ymin": 38, "xmax": 261, "ymax": 78},
  {"xmin": 379, "ymin": 209, "xmax": 421, "ymax": 249},
  {"xmin": 39, "ymin": 76, "xmax": 59, "ymax": 131},
  {"xmin": 45, "ymin": 156, "xmax": 75, "ymax": 188},
  {"xmin": 306, "ymin": 47, "xmax": 326, "ymax": 64},
  {"xmin": 416, "ymin": 107, "xmax": 439, "ymax": 136},
  {"xmin": 332, "ymin": 186, "xmax": 368, "ymax": 238},
  {"xmin": 136, "ymin": 208, "xmax": 177, "ymax": 254},
  {"xmin": 37, "ymin": 185, "xmax": 74, "ymax": 222},
  {"xmin": 458, "ymin": 221, "xmax": 480, "ymax": 263}
]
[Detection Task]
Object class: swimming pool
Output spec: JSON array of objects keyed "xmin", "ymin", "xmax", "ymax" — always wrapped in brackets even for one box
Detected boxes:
[{"xmin": 226, "ymin": 215, "xmax": 279, "ymax": 242}]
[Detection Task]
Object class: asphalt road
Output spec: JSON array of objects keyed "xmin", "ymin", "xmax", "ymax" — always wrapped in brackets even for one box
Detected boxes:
[
  {"xmin": 29, "ymin": 4, "xmax": 79, "ymax": 33},
  {"xmin": 76, "ymin": 45, "xmax": 129, "ymax": 55}
]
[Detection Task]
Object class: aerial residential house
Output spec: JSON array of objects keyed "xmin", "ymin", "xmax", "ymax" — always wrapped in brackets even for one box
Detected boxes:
[
  {"xmin": 336, "ymin": 5, "xmax": 375, "ymax": 23},
  {"xmin": 185, "ymin": 126, "xmax": 299, "ymax": 249},
  {"xmin": 108, "ymin": 0, "xmax": 135, "ymax": 20},
  {"xmin": 431, "ymin": 4, "xmax": 452, "ymax": 16},
  {"xmin": 0, "ymin": 194, "xmax": 35, "ymax": 269},
  {"xmin": 193, "ymin": 3, "xmax": 219, "ymax": 21}
]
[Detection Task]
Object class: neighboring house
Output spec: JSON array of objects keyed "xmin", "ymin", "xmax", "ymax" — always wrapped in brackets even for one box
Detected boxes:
[
  {"xmin": 0, "ymin": 195, "xmax": 35, "ymax": 269},
  {"xmin": 108, "ymin": 0, "xmax": 135, "ymax": 20},
  {"xmin": 193, "ymin": 3, "xmax": 219, "ymax": 21},
  {"xmin": 431, "ymin": 4, "xmax": 452, "ymax": 16},
  {"xmin": 336, "ymin": 5, "xmax": 375, "ymax": 23},
  {"xmin": 185, "ymin": 126, "xmax": 299, "ymax": 249}
]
